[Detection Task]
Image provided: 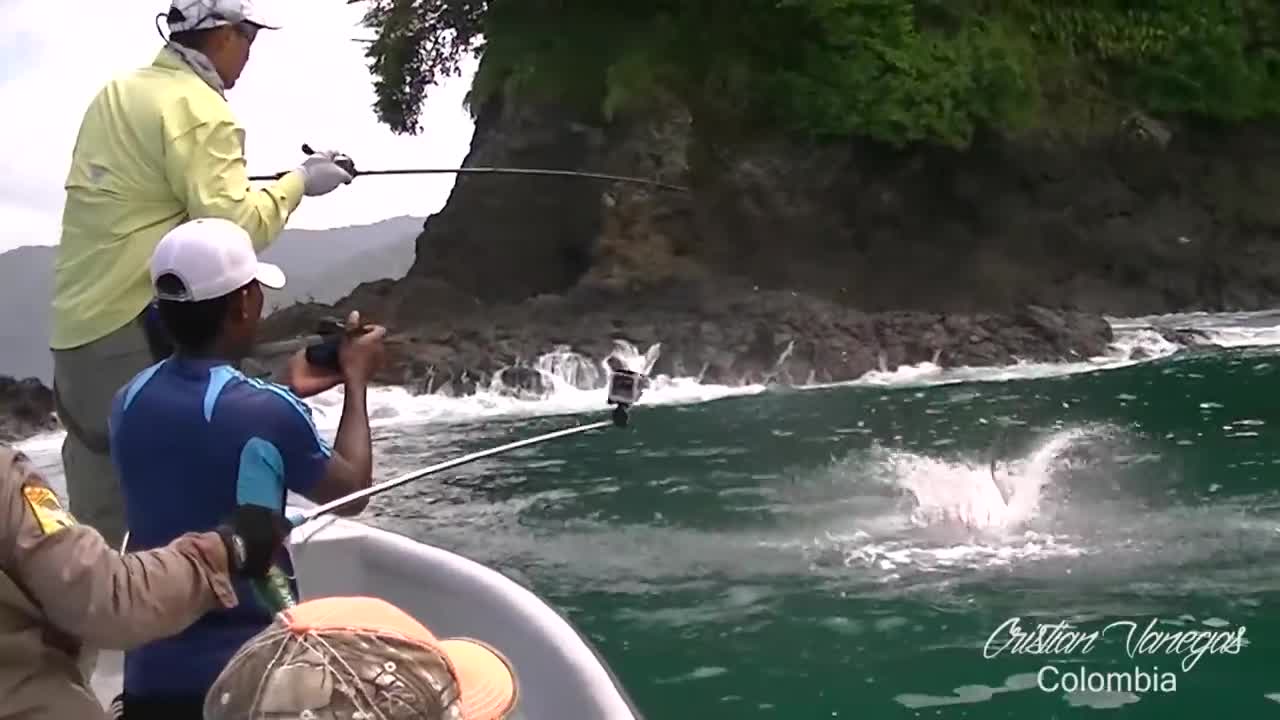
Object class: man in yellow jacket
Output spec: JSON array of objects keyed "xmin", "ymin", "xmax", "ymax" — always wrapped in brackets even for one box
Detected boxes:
[{"xmin": 51, "ymin": 0, "xmax": 355, "ymax": 548}]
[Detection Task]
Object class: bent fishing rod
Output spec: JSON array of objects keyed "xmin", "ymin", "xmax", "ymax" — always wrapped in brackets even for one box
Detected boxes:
[
  {"xmin": 296, "ymin": 418, "xmax": 614, "ymax": 523},
  {"xmin": 250, "ymin": 366, "xmax": 649, "ymax": 611},
  {"xmin": 296, "ymin": 372, "xmax": 642, "ymax": 524},
  {"xmin": 246, "ymin": 143, "xmax": 689, "ymax": 193}
]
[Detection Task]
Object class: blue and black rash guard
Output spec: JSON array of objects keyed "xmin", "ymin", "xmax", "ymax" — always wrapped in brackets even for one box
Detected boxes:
[{"xmin": 108, "ymin": 355, "xmax": 331, "ymax": 698}]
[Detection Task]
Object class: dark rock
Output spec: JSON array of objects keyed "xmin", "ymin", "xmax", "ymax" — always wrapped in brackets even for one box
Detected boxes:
[
  {"xmin": 259, "ymin": 277, "xmax": 1114, "ymax": 395},
  {"xmin": 1155, "ymin": 326, "xmax": 1225, "ymax": 351},
  {"xmin": 492, "ymin": 366, "xmax": 551, "ymax": 400},
  {"xmin": 401, "ymin": 79, "xmax": 1280, "ymax": 318},
  {"xmin": 249, "ymin": 82, "xmax": 1280, "ymax": 401},
  {"xmin": 0, "ymin": 376, "xmax": 57, "ymax": 443},
  {"xmin": 1160, "ymin": 327, "xmax": 1217, "ymax": 346}
]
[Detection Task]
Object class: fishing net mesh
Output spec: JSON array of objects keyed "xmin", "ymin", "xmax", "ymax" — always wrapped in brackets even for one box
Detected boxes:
[{"xmin": 202, "ymin": 614, "xmax": 465, "ymax": 720}]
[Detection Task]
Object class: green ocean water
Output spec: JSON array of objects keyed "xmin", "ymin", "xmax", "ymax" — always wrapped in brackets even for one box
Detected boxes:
[
  {"xmin": 365, "ymin": 345, "xmax": 1280, "ymax": 718},
  {"xmin": 21, "ymin": 319, "xmax": 1280, "ymax": 718}
]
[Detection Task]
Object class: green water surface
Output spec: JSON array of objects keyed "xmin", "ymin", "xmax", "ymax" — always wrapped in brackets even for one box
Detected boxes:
[{"xmin": 369, "ymin": 346, "xmax": 1280, "ymax": 718}]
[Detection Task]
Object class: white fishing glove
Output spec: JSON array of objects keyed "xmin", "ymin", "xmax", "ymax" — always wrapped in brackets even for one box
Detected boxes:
[{"xmin": 297, "ymin": 149, "xmax": 355, "ymax": 197}]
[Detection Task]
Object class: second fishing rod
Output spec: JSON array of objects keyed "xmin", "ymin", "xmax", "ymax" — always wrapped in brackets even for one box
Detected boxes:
[
  {"xmin": 249, "ymin": 355, "xmax": 652, "ymax": 611},
  {"xmin": 248, "ymin": 143, "xmax": 689, "ymax": 193}
]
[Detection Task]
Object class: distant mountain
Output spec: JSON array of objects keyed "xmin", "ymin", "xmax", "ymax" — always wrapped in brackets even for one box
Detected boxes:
[
  {"xmin": 258, "ymin": 216, "xmax": 422, "ymax": 311},
  {"xmin": 0, "ymin": 245, "xmax": 61, "ymax": 387},
  {"xmin": 0, "ymin": 215, "xmax": 423, "ymax": 384}
]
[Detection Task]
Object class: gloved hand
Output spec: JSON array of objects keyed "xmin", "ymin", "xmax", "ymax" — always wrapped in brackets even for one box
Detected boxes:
[
  {"xmin": 297, "ymin": 148, "xmax": 355, "ymax": 197},
  {"xmin": 214, "ymin": 505, "xmax": 292, "ymax": 579}
]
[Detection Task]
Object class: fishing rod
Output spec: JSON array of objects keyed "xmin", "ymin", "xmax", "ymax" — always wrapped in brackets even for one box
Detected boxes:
[
  {"xmin": 248, "ymin": 315, "xmax": 402, "ymax": 363},
  {"xmin": 250, "ymin": 365, "xmax": 650, "ymax": 610},
  {"xmin": 297, "ymin": 417, "xmax": 615, "ymax": 524},
  {"xmin": 246, "ymin": 143, "xmax": 689, "ymax": 193},
  {"xmin": 297, "ymin": 366, "xmax": 643, "ymax": 524}
]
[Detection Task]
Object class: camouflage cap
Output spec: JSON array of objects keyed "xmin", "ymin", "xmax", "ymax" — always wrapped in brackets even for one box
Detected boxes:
[
  {"xmin": 166, "ymin": 0, "xmax": 282, "ymax": 33},
  {"xmin": 203, "ymin": 596, "xmax": 518, "ymax": 720}
]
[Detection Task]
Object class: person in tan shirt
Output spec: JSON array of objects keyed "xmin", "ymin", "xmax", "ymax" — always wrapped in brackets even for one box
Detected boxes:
[{"xmin": 0, "ymin": 445, "xmax": 290, "ymax": 720}]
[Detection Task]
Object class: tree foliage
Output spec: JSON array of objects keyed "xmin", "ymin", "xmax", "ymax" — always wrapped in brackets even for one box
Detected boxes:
[
  {"xmin": 358, "ymin": 0, "xmax": 486, "ymax": 136},
  {"xmin": 354, "ymin": 0, "xmax": 1280, "ymax": 147}
]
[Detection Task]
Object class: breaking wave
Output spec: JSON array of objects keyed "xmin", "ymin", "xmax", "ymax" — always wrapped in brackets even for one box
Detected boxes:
[
  {"xmin": 14, "ymin": 311, "xmax": 1280, "ymax": 460},
  {"xmin": 762, "ymin": 426, "xmax": 1126, "ymax": 579}
]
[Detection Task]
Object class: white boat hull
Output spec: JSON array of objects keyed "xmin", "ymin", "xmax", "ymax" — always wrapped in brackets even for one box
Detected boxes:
[{"xmin": 91, "ymin": 515, "xmax": 644, "ymax": 719}]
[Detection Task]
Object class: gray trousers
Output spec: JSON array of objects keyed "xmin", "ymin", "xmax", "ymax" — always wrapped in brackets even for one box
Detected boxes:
[{"xmin": 52, "ymin": 316, "xmax": 154, "ymax": 550}]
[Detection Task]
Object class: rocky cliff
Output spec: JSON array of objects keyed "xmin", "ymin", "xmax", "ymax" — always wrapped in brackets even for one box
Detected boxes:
[
  {"xmin": 279, "ymin": 88, "xmax": 1277, "ymax": 394},
  {"xmin": 399, "ymin": 93, "xmax": 1280, "ymax": 315},
  {"xmin": 259, "ymin": 76, "xmax": 1280, "ymax": 399},
  {"xmin": 260, "ymin": 38, "xmax": 1280, "ymax": 403},
  {"xmin": 254, "ymin": 87, "xmax": 1254, "ymax": 397},
  {"xmin": 8, "ymin": 96, "xmax": 1263, "ymax": 439},
  {"xmin": 0, "ymin": 376, "xmax": 56, "ymax": 443}
]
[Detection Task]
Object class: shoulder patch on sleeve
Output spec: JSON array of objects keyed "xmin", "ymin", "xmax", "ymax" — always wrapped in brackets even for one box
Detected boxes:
[{"xmin": 22, "ymin": 485, "xmax": 77, "ymax": 535}]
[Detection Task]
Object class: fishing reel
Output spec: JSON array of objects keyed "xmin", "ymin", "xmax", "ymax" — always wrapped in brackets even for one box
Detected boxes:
[
  {"xmin": 304, "ymin": 316, "xmax": 373, "ymax": 373},
  {"xmin": 301, "ymin": 143, "xmax": 358, "ymax": 177}
]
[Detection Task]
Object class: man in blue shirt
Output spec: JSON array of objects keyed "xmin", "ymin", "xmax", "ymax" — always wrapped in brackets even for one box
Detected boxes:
[{"xmin": 107, "ymin": 216, "xmax": 386, "ymax": 719}]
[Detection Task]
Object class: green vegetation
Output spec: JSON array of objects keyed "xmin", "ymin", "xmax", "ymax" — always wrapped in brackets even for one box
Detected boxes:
[{"xmin": 356, "ymin": 0, "xmax": 1280, "ymax": 148}]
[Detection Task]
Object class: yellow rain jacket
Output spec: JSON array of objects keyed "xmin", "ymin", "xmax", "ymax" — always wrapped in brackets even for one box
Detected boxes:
[{"xmin": 51, "ymin": 46, "xmax": 307, "ymax": 351}]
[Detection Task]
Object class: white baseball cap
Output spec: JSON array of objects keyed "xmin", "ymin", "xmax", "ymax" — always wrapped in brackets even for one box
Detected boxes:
[
  {"xmin": 151, "ymin": 218, "xmax": 286, "ymax": 302},
  {"xmin": 167, "ymin": 0, "xmax": 282, "ymax": 33}
]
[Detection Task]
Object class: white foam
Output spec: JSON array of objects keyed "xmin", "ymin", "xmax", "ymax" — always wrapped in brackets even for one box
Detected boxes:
[
  {"xmin": 808, "ymin": 306, "xmax": 1280, "ymax": 393},
  {"xmin": 802, "ymin": 325, "xmax": 1184, "ymax": 392},
  {"xmin": 304, "ymin": 374, "xmax": 764, "ymax": 434},
  {"xmin": 302, "ymin": 339, "xmax": 761, "ymax": 433},
  {"xmin": 762, "ymin": 428, "xmax": 1115, "ymax": 575},
  {"xmin": 13, "ymin": 376, "xmax": 763, "ymax": 466},
  {"xmin": 1190, "ymin": 325, "xmax": 1280, "ymax": 347},
  {"xmin": 14, "ymin": 310, "xmax": 1280, "ymax": 461},
  {"xmin": 814, "ymin": 531, "xmax": 1089, "ymax": 572},
  {"xmin": 1110, "ymin": 308, "xmax": 1280, "ymax": 348},
  {"xmin": 889, "ymin": 428, "xmax": 1094, "ymax": 534},
  {"xmin": 12, "ymin": 343, "xmax": 763, "ymax": 473}
]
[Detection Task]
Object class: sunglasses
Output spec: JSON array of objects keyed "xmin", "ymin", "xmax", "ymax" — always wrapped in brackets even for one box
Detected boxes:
[{"xmin": 233, "ymin": 22, "xmax": 259, "ymax": 44}]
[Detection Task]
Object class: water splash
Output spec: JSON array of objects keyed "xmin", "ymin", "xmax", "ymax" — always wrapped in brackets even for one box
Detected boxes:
[
  {"xmin": 763, "ymin": 428, "xmax": 1131, "ymax": 577},
  {"xmin": 536, "ymin": 345, "xmax": 603, "ymax": 391},
  {"xmin": 882, "ymin": 446, "xmax": 1018, "ymax": 532},
  {"xmin": 605, "ymin": 339, "xmax": 661, "ymax": 376},
  {"xmin": 890, "ymin": 425, "xmax": 1117, "ymax": 534},
  {"xmin": 487, "ymin": 366, "xmax": 552, "ymax": 401},
  {"xmin": 486, "ymin": 340, "xmax": 665, "ymax": 402}
]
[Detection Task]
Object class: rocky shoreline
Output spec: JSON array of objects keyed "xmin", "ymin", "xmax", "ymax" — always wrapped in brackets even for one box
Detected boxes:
[
  {"xmin": 0, "ymin": 287, "xmax": 1238, "ymax": 444},
  {"xmin": 239, "ymin": 82, "xmax": 1280, "ymax": 409},
  {"xmin": 257, "ymin": 276, "xmax": 1116, "ymax": 398},
  {"xmin": 0, "ymin": 375, "xmax": 56, "ymax": 444},
  {"xmin": 5, "ymin": 85, "xmax": 1272, "ymax": 442}
]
